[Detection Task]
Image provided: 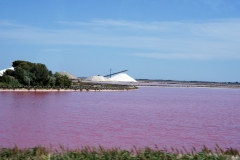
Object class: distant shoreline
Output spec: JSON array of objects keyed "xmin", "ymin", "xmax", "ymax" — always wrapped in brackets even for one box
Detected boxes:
[
  {"xmin": 1, "ymin": 81, "xmax": 239, "ymax": 92},
  {"xmin": 82, "ymin": 81, "xmax": 240, "ymax": 89},
  {"xmin": 137, "ymin": 85, "xmax": 240, "ymax": 89},
  {"xmin": 135, "ymin": 83, "xmax": 240, "ymax": 89}
]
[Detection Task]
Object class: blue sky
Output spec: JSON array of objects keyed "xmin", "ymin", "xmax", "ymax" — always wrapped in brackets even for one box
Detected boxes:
[{"xmin": 0, "ymin": 0, "xmax": 240, "ymax": 82}]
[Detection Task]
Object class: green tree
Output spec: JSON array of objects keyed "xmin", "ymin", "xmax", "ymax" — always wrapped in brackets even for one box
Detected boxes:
[
  {"xmin": 49, "ymin": 76, "xmax": 56, "ymax": 86},
  {"xmin": 14, "ymin": 67, "xmax": 25, "ymax": 84},
  {"xmin": 2, "ymin": 75, "xmax": 19, "ymax": 86},
  {"xmin": 31, "ymin": 63, "xmax": 50, "ymax": 85},
  {"xmin": 2, "ymin": 60, "xmax": 72, "ymax": 87},
  {"xmin": 5, "ymin": 69, "xmax": 14, "ymax": 77},
  {"xmin": 54, "ymin": 73, "xmax": 71, "ymax": 87},
  {"xmin": 12, "ymin": 60, "xmax": 32, "ymax": 70},
  {"xmin": 62, "ymin": 75, "xmax": 72, "ymax": 87},
  {"xmin": 11, "ymin": 60, "xmax": 51, "ymax": 86}
]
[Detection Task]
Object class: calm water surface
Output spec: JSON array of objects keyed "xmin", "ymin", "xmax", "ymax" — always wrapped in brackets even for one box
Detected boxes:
[{"xmin": 0, "ymin": 87, "xmax": 240, "ymax": 150}]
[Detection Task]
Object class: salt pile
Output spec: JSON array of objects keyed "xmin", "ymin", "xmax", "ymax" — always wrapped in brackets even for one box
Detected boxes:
[
  {"xmin": 58, "ymin": 71, "xmax": 78, "ymax": 79},
  {"xmin": 85, "ymin": 76, "xmax": 109, "ymax": 82},
  {"xmin": 109, "ymin": 73, "xmax": 137, "ymax": 82},
  {"xmin": 0, "ymin": 67, "xmax": 14, "ymax": 76}
]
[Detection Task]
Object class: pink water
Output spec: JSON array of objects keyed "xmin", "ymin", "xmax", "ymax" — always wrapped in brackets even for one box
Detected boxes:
[{"xmin": 0, "ymin": 87, "xmax": 240, "ymax": 150}]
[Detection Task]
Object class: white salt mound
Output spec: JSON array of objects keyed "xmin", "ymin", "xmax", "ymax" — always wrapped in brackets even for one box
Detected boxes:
[
  {"xmin": 109, "ymin": 73, "xmax": 137, "ymax": 82},
  {"xmin": 85, "ymin": 76, "xmax": 109, "ymax": 82},
  {"xmin": 0, "ymin": 67, "xmax": 14, "ymax": 76},
  {"xmin": 58, "ymin": 71, "xmax": 78, "ymax": 79}
]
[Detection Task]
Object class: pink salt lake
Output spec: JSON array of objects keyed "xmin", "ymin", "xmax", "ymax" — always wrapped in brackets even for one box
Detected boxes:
[{"xmin": 0, "ymin": 87, "xmax": 240, "ymax": 150}]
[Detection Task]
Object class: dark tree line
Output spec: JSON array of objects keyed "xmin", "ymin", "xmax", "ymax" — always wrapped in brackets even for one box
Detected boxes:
[{"xmin": 0, "ymin": 60, "xmax": 71, "ymax": 87}]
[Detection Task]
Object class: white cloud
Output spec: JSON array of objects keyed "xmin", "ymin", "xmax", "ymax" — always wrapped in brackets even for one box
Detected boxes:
[
  {"xmin": 1, "ymin": 19, "xmax": 240, "ymax": 59},
  {"xmin": 40, "ymin": 48, "xmax": 62, "ymax": 52},
  {"xmin": 135, "ymin": 53, "xmax": 208, "ymax": 59},
  {"xmin": 57, "ymin": 19, "xmax": 185, "ymax": 33}
]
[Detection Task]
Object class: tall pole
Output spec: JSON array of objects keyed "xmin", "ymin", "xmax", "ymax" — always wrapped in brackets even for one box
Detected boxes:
[{"xmin": 110, "ymin": 69, "xmax": 111, "ymax": 78}]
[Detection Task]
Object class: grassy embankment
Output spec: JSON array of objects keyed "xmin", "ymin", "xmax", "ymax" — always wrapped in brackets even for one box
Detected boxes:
[
  {"xmin": 0, "ymin": 82, "xmax": 138, "ymax": 91},
  {"xmin": 0, "ymin": 145, "xmax": 239, "ymax": 159}
]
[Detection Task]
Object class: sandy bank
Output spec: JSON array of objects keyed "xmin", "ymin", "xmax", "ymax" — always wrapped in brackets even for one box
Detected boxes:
[{"xmin": 0, "ymin": 89, "xmax": 137, "ymax": 92}]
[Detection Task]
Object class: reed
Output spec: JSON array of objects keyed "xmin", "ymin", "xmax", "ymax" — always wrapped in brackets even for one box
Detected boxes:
[{"xmin": 0, "ymin": 145, "xmax": 239, "ymax": 159}]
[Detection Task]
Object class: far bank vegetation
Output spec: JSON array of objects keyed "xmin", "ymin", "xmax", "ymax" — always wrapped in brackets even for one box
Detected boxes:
[
  {"xmin": 0, "ymin": 60, "xmax": 71, "ymax": 87},
  {"xmin": 0, "ymin": 60, "xmax": 137, "ymax": 91}
]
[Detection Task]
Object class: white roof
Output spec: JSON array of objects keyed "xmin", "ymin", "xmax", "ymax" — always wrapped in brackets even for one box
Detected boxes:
[
  {"xmin": 85, "ymin": 76, "xmax": 109, "ymax": 82},
  {"xmin": 109, "ymin": 73, "xmax": 137, "ymax": 82},
  {"xmin": 0, "ymin": 67, "xmax": 14, "ymax": 76}
]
